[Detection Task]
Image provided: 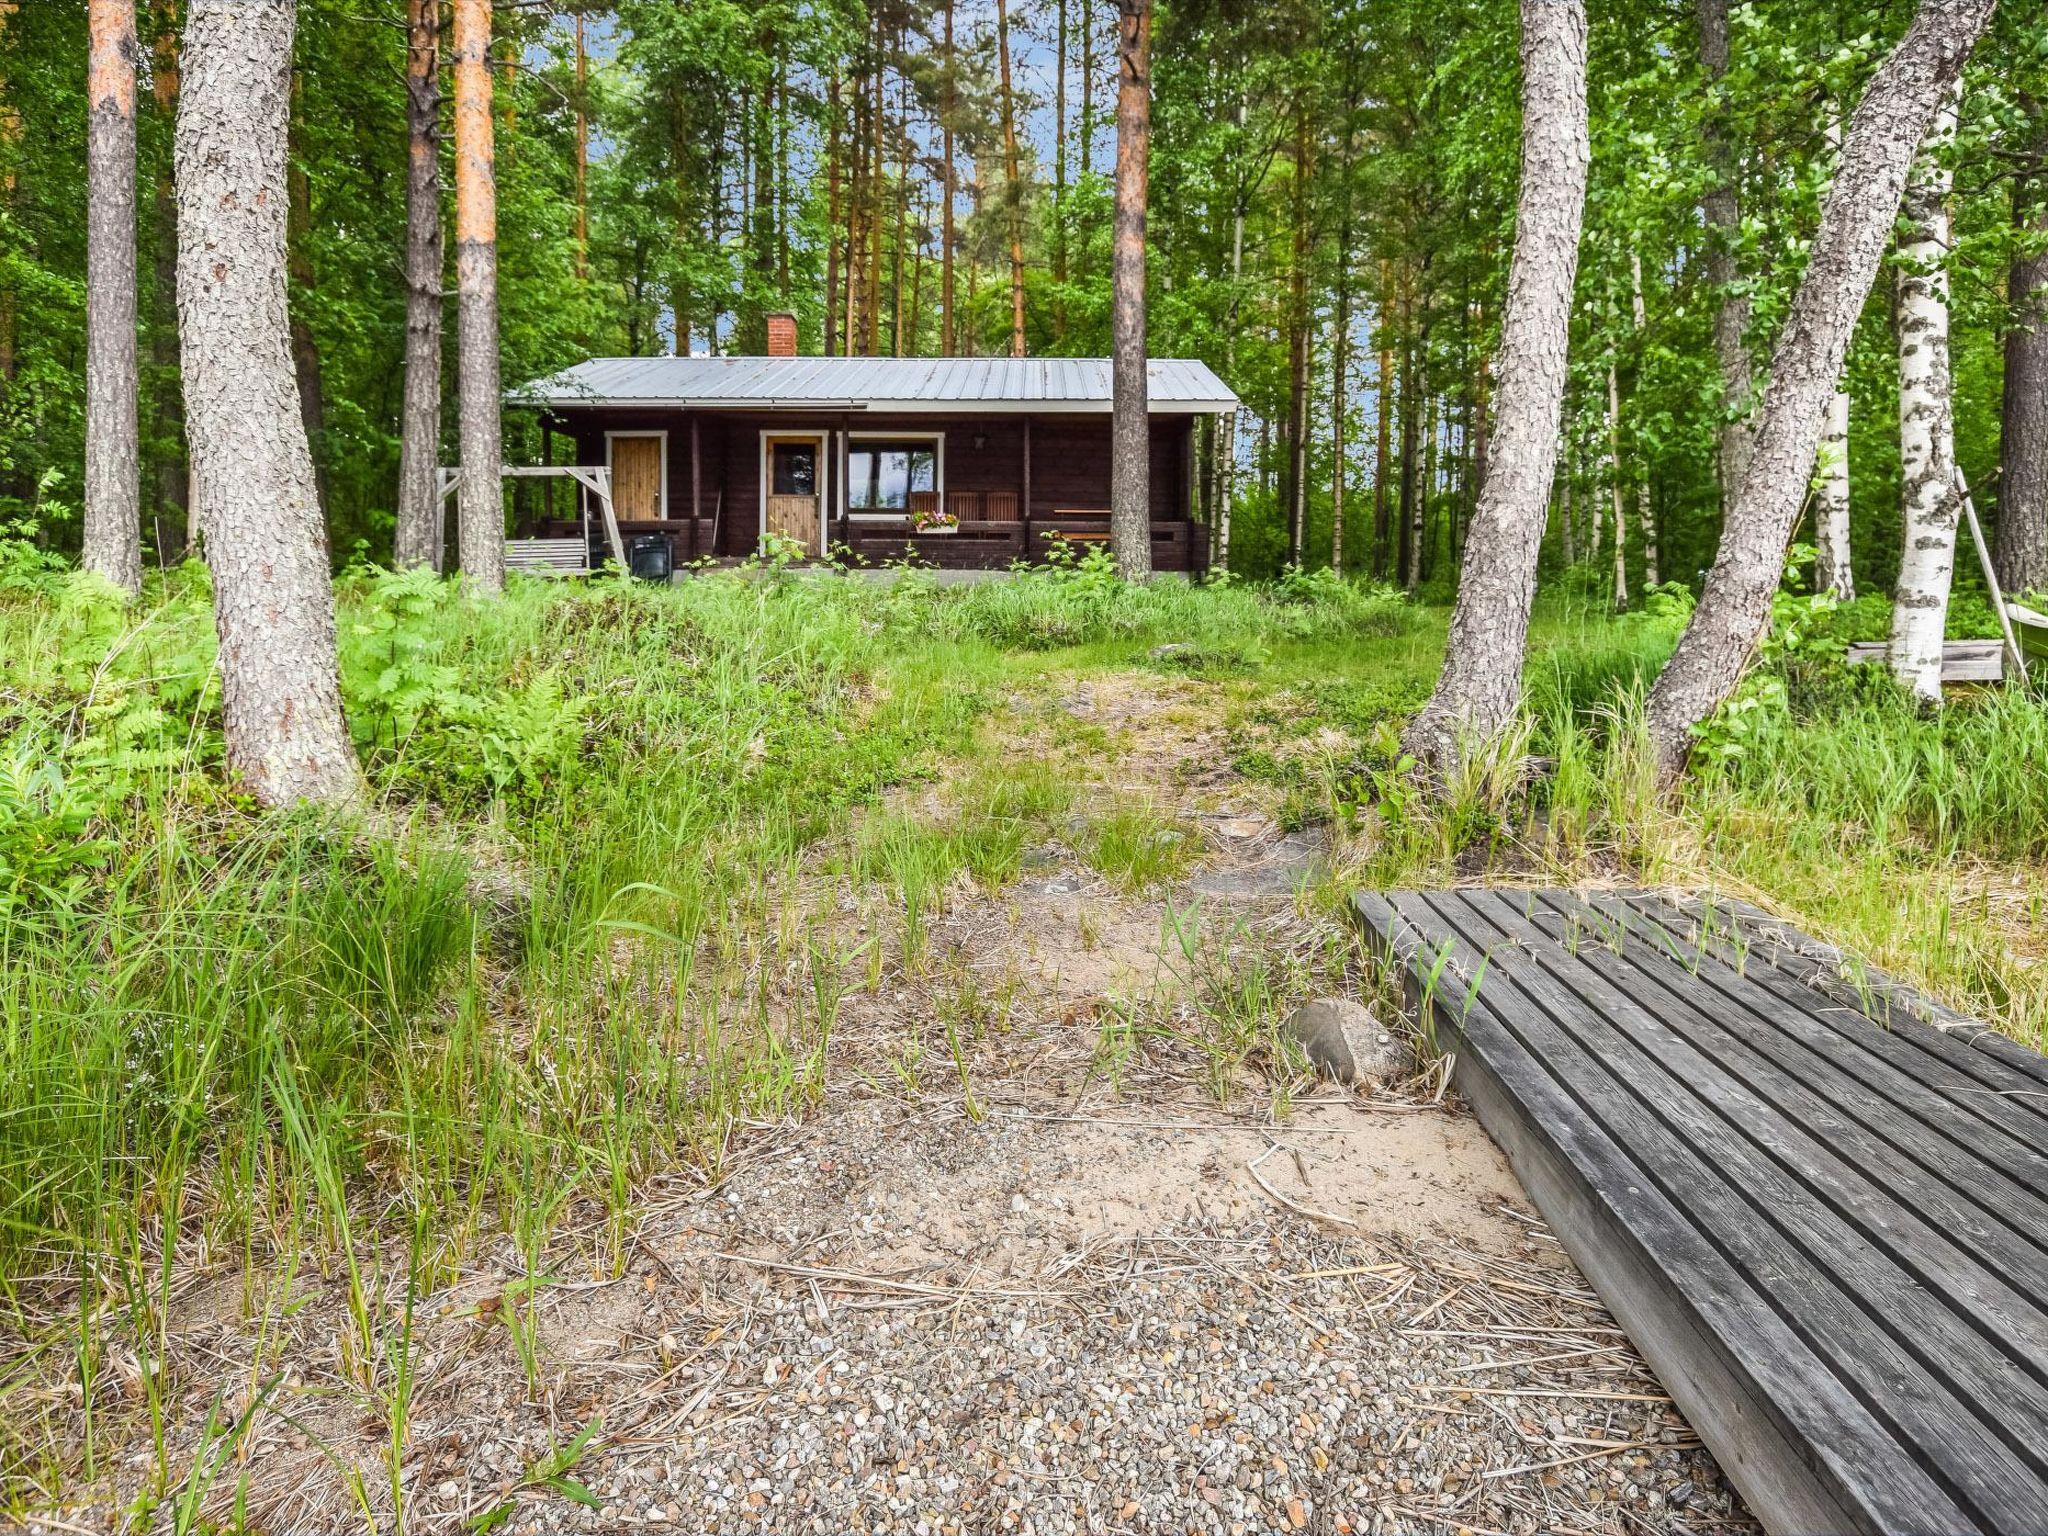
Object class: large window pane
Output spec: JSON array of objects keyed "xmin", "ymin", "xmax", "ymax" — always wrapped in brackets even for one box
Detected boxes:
[{"xmin": 850, "ymin": 441, "xmax": 939, "ymax": 509}]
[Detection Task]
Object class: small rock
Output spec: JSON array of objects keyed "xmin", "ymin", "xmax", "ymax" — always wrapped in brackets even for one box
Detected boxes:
[
  {"xmin": 1282, "ymin": 998, "xmax": 1411, "ymax": 1089},
  {"xmin": 1148, "ymin": 643, "xmax": 1194, "ymax": 662}
]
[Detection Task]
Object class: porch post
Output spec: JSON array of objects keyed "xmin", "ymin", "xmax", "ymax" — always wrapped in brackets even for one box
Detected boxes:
[
  {"xmin": 1023, "ymin": 414, "xmax": 1033, "ymax": 520},
  {"xmin": 689, "ymin": 412, "xmax": 702, "ymax": 562}
]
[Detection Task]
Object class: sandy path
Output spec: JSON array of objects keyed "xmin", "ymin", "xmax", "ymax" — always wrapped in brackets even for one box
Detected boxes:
[{"xmin": 34, "ymin": 669, "xmax": 1744, "ymax": 1535}]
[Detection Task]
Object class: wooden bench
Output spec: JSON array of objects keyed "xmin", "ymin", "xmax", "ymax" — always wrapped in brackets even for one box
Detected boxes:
[
  {"xmin": 505, "ymin": 537, "xmax": 591, "ymax": 576},
  {"xmin": 1354, "ymin": 887, "xmax": 2048, "ymax": 1535},
  {"xmin": 1844, "ymin": 639, "xmax": 2003, "ymax": 683}
]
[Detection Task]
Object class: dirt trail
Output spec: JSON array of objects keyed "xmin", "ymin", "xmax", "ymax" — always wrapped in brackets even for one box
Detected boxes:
[{"xmin": 39, "ymin": 669, "xmax": 1741, "ymax": 1536}]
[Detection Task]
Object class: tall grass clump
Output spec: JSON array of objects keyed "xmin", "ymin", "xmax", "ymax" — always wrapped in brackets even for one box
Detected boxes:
[{"xmin": 0, "ymin": 559, "xmax": 1002, "ymax": 1494}]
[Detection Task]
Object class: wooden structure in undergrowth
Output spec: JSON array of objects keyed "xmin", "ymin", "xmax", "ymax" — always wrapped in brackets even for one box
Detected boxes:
[
  {"xmin": 437, "ymin": 464, "xmax": 626, "ymax": 574},
  {"xmin": 1354, "ymin": 887, "xmax": 2048, "ymax": 1536}
]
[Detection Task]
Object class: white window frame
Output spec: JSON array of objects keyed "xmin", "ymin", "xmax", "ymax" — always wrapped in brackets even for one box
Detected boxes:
[
  {"xmin": 844, "ymin": 430, "xmax": 946, "ymax": 523},
  {"xmin": 758, "ymin": 430, "xmax": 832, "ymax": 556},
  {"xmin": 603, "ymin": 430, "xmax": 669, "ymax": 521}
]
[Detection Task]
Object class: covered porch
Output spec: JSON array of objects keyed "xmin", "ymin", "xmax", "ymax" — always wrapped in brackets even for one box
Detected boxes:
[{"xmin": 520, "ymin": 406, "xmax": 1216, "ymax": 575}]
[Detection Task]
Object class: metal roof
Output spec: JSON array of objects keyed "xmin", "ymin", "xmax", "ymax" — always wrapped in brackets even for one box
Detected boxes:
[{"xmin": 510, "ymin": 355, "xmax": 1239, "ymax": 414}]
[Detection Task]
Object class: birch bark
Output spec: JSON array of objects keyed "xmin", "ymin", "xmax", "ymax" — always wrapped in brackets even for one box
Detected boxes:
[
  {"xmin": 1888, "ymin": 79, "xmax": 1963, "ymax": 703},
  {"xmin": 1646, "ymin": 0, "xmax": 1995, "ymax": 773}
]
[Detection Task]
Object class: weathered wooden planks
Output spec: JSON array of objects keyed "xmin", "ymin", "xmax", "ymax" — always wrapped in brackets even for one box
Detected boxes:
[
  {"xmin": 1844, "ymin": 638, "xmax": 2004, "ymax": 682},
  {"xmin": 1351, "ymin": 887, "xmax": 2048, "ymax": 1536}
]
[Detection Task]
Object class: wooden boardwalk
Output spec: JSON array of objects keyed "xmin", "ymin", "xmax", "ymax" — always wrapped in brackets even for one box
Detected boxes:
[{"xmin": 1351, "ymin": 888, "xmax": 2048, "ymax": 1536}]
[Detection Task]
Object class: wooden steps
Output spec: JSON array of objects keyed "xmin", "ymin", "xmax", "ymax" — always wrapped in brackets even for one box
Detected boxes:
[{"xmin": 1351, "ymin": 888, "xmax": 2048, "ymax": 1536}]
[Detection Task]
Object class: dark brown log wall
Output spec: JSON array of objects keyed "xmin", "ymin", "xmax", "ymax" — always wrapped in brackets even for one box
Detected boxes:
[{"xmin": 550, "ymin": 409, "xmax": 1195, "ymax": 562}]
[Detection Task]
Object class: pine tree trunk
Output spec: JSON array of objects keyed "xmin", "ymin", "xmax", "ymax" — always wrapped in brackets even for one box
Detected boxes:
[
  {"xmin": 573, "ymin": 8, "xmax": 588, "ymax": 282},
  {"xmin": 1816, "ymin": 387, "xmax": 1854, "ymax": 598},
  {"xmin": 177, "ymin": 0, "xmax": 356, "ymax": 807},
  {"xmin": 285, "ymin": 70, "xmax": 331, "ymax": 522},
  {"xmin": 0, "ymin": 0, "xmax": 16, "ymax": 388},
  {"xmin": 825, "ymin": 74, "xmax": 841, "ymax": 356},
  {"xmin": 1888, "ymin": 79, "xmax": 1963, "ymax": 704},
  {"xmin": 1052, "ymin": 0, "xmax": 1068, "ymax": 340},
  {"xmin": 865, "ymin": 61, "xmax": 883, "ymax": 356},
  {"xmin": 1403, "ymin": 0, "xmax": 1588, "ymax": 773},
  {"xmin": 452, "ymin": 0, "xmax": 502, "ymax": 592},
  {"xmin": 675, "ymin": 95, "xmax": 696, "ymax": 356},
  {"xmin": 1647, "ymin": 0, "xmax": 1995, "ymax": 774},
  {"xmin": 1284, "ymin": 106, "xmax": 1310, "ymax": 567},
  {"xmin": 1108, "ymin": 0, "xmax": 1152, "ymax": 580},
  {"xmin": 940, "ymin": 4, "xmax": 955, "ymax": 356},
  {"xmin": 996, "ymin": 0, "xmax": 1026, "ymax": 357},
  {"xmin": 1332, "ymin": 270, "xmax": 1350, "ymax": 573},
  {"xmin": 393, "ymin": 0, "xmax": 444, "ymax": 570},
  {"xmin": 1374, "ymin": 260, "xmax": 1392, "ymax": 579},
  {"xmin": 86, "ymin": 0, "xmax": 143, "ymax": 596},
  {"xmin": 1696, "ymin": 0, "xmax": 1755, "ymax": 503},
  {"xmin": 891, "ymin": 69, "xmax": 910, "ymax": 357},
  {"xmin": 149, "ymin": 0, "xmax": 189, "ymax": 555},
  {"xmin": 1079, "ymin": 0, "xmax": 1093, "ymax": 182},
  {"xmin": 1997, "ymin": 112, "xmax": 2048, "ymax": 596}
]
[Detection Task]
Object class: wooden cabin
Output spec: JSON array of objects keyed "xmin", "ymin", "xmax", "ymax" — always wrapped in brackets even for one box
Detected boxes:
[{"xmin": 510, "ymin": 315, "xmax": 1238, "ymax": 574}]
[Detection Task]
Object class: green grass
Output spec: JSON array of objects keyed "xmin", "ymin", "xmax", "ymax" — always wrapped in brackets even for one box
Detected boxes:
[{"xmin": 2, "ymin": 550, "xmax": 2044, "ymax": 1508}]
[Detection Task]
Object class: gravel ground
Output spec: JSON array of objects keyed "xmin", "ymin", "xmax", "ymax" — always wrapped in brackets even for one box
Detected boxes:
[{"xmin": 159, "ymin": 1102, "xmax": 1746, "ymax": 1536}]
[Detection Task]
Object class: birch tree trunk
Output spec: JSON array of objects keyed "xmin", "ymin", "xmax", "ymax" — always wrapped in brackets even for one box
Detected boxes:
[
  {"xmin": 1888, "ymin": 79, "xmax": 1963, "ymax": 703},
  {"xmin": 453, "ymin": 0, "xmax": 503, "ymax": 592},
  {"xmin": 1997, "ymin": 113, "xmax": 2048, "ymax": 596},
  {"xmin": 1605, "ymin": 360, "xmax": 1629, "ymax": 609},
  {"xmin": 1108, "ymin": 0, "xmax": 1152, "ymax": 580},
  {"xmin": 177, "ymin": 0, "xmax": 357, "ymax": 808},
  {"xmin": 1627, "ymin": 251, "xmax": 1658, "ymax": 586},
  {"xmin": 1696, "ymin": 0, "xmax": 1755, "ymax": 503},
  {"xmin": 1815, "ymin": 386, "xmax": 1855, "ymax": 598},
  {"xmin": 393, "ymin": 0, "xmax": 444, "ymax": 571},
  {"xmin": 1811, "ymin": 107, "xmax": 1853, "ymax": 599},
  {"xmin": 85, "ymin": 0, "xmax": 143, "ymax": 597},
  {"xmin": 1214, "ymin": 408, "xmax": 1235, "ymax": 573},
  {"xmin": 1645, "ymin": 0, "xmax": 1996, "ymax": 775},
  {"xmin": 1401, "ymin": 0, "xmax": 1588, "ymax": 774}
]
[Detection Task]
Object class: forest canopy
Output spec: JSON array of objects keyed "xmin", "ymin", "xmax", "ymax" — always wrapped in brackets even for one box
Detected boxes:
[{"xmin": 1, "ymin": 0, "xmax": 2044, "ymax": 597}]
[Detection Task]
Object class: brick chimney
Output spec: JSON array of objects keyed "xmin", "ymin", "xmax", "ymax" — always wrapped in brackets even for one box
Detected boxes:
[{"xmin": 766, "ymin": 311, "xmax": 798, "ymax": 357}]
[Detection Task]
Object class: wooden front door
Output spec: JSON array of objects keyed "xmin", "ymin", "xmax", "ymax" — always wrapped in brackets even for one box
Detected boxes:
[
  {"xmin": 609, "ymin": 435, "xmax": 665, "ymax": 521},
  {"xmin": 763, "ymin": 435, "xmax": 824, "ymax": 554}
]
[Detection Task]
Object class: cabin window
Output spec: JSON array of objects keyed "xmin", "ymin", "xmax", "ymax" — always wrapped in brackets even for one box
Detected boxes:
[{"xmin": 848, "ymin": 439, "xmax": 939, "ymax": 511}]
